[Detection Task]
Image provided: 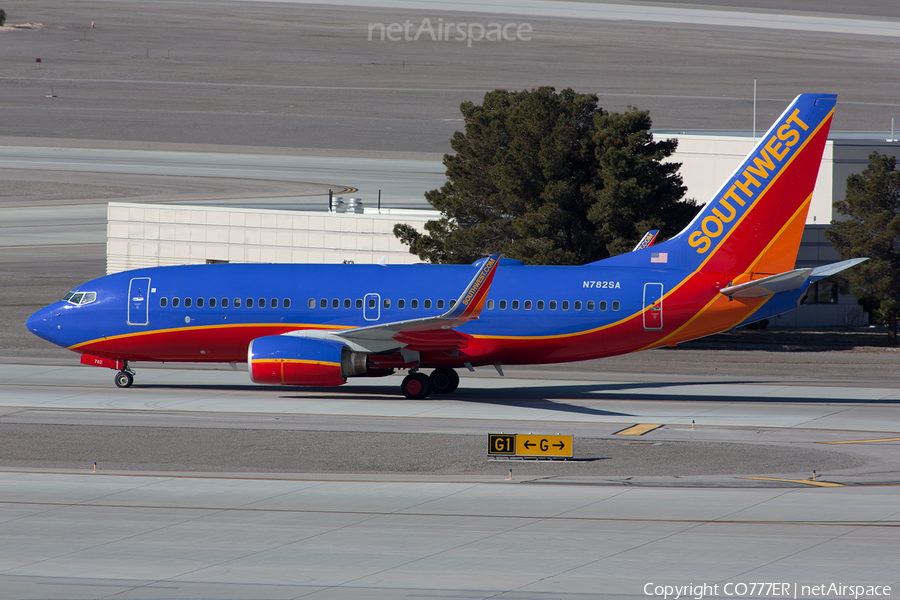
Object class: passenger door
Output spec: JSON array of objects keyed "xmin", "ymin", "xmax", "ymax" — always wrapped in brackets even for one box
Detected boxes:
[{"xmin": 127, "ymin": 277, "xmax": 151, "ymax": 326}]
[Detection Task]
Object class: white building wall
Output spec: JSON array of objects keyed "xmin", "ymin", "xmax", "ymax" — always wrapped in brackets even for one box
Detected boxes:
[
  {"xmin": 663, "ymin": 135, "xmax": 834, "ymax": 225},
  {"xmin": 107, "ymin": 203, "xmax": 434, "ymax": 275}
]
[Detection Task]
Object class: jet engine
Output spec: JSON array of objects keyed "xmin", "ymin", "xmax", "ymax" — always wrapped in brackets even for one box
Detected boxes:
[{"xmin": 248, "ymin": 336, "xmax": 371, "ymax": 386}]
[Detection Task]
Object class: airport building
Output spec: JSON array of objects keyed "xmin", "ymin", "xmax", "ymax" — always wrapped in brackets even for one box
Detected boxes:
[{"xmin": 108, "ymin": 133, "xmax": 900, "ymax": 328}]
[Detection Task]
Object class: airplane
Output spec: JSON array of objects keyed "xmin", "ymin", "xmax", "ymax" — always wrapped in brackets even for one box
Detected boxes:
[{"xmin": 26, "ymin": 93, "xmax": 866, "ymax": 399}]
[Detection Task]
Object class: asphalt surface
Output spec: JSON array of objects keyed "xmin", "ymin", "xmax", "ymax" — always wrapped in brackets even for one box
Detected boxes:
[{"xmin": 3, "ymin": 0, "xmax": 900, "ymax": 154}]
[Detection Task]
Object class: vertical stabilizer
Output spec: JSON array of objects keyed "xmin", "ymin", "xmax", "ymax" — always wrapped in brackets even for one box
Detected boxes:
[{"xmin": 667, "ymin": 93, "xmax": 835, "ymax": 276}]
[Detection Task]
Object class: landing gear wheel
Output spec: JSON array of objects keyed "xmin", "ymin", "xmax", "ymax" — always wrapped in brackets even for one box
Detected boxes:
[
  {"xmin": 115, "ymin": 370, "xmax": 134, "ymax": 388},
  {"xmin": 401, "ymin": 372, "xmax": 432, "ymax": 399},
  {"xmin": 430, "ymin": 368, "xmax": 459, "ymax": 394}
]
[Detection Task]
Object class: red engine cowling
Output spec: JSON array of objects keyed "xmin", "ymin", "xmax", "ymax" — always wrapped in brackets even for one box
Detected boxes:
[{"xmin": 248, "ymin": 336, "xmax": 369, "ymax": 387}]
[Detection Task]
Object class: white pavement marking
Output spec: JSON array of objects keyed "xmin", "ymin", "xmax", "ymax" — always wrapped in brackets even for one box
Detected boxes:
[{"xmin": 248, "ymin": 0, "xmax": 900, "ymax": 38}]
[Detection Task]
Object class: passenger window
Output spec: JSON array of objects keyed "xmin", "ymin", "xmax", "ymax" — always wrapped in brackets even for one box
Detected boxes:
[
  {"xmin": 309, "ymin": 298, "xmax": 315, "ymax": 309},
  {"xmin": 271, "ymin": 298, "xmax": 278, "ymax": 309},
  {"xmin": 612, "ymin": 301, "xmax": 620, "ymax": 311},
  {"xmin": 222, "ymin": 298, "xmax": 229, "ymax": 308},
  {"xmin": 259, "ymin": 298, "xmax": 266, "ymax": 308},
  {"xmin": 487, "ymin": 299, "xmax": 494, "ymax": 310},
  {"xmin": 587, "ymin": 301, "xmax": 594, "ymax": 311},
  {"xmin": 499, "ymin": 300, "xmax": 507, "ymax": 310},
  {"xmin": 233, "ymin": 298, "xmax": 241, "ymax": 308},
  {"xmin": 160, "ymin": 297, "xmax": 168, "ymax": 308},
  {"xmin": 524, "ymin": 300, "xmax": 532, "ymax": 310},
  {"xmin": 368, "ymin": 298, "xmax": 376, "ymax": 309},
  {"xmin": 344, "ymin": 298, "xmax": 351, "ymax": 309},
  {"xmin": 600, "ymin": 301, "xmax": 607, "ymax": 311},
  {"xmin": 173, "ymin": 298, "xmax": 180, "ymax": 308},
  {"xmin": 383, "ymin": 299, "xmax": 391, "ymax": 309},
  {"xmin": 437, "ymin": 300, "xmax": 444, "ymax": 309},
  {"xmin": 332, "ymin": 298, "xmax": 339, "ymax": 309},
  {"xmin": 283, "ymin": 299, "xmax": 291, "ymax": 309},
  {"xmin": 356, "ymin": 299, "xmax": 362, "ymax": 309},
  {"xmin": 185, "ymin": 297, "xmax": 192, "ymax": 308},
  {"xmin": 209, "ymin": 298, "xmax": 216, "ymax": 308},
  {"xmin": 562, "ymin": 301, "xmax": 569, "ymax": 310},
  {"xmin": 246, "ymin": 298, "xmax": 253, "ymax": 308},
  {"xmin": 511, "ymin": 300, "xmax": 519, "ymax": 310},
  {"xmin": 411, "ymin": 299, "xmax": 418, "ymax": 309},
  {"xmin": 538, "ymin": 300, "xmax": 545, "ymax": 310},
  {"xmin": 197, "ymin": 298, "xmax": 204, "ymax": 308},
  {"xmin": 398, "ymin": 299, "xmax": 405, "ymax": 309},
  {"xmin": 424, "ymin": 299, "xmax": 432, "ymax": 309},
  {"xmin": 573, "ymin": 301, "xmax": 580, "ymax": 310},
  {"xmin": 320, "ymin": 298, "xmax": 327, "ymax": 309},
  {"xmin": 449, "ymin": 300, "xmax": 455, "ymax": 307}
]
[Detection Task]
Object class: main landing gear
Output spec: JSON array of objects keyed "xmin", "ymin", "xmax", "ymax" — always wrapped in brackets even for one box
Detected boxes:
[{"xmin": 400, "ymin": 368, "xmax": 460, "ymax": 399}]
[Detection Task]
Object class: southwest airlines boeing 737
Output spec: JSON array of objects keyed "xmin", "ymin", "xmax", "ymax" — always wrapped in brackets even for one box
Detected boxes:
[{"xmin": 27, "ymin": 93, "xmax": 865, "ymax": 398}]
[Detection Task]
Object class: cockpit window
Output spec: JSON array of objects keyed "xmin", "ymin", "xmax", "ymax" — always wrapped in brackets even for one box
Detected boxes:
[{"xmin": 63, "ymin": 291, "xmax": 97, "ymax": 306}]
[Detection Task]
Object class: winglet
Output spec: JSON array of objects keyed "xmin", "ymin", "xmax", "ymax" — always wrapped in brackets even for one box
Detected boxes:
[
  {"xmin": 444, "ymin": 254, "xmax": 501, "ymax": 321},
  {"xmin": 632, "ymin": 230, "xmax": 659, "ymax": 252}
]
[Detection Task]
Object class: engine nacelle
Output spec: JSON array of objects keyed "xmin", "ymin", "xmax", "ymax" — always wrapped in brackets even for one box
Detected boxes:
[{"xmin": 248, "ymin": 336, "xmax": 370, "ymax": 387}]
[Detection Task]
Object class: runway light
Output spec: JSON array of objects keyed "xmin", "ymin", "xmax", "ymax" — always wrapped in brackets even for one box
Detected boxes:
[
  {"xmin": 813, "ymin": 469, "xmax": 816, "ymax": 480},
  {"xmin": 508, "ymin": 469, "xmax": 512, "ymax": 480},
  {"xmin": 692, "ymin": 419, "xmax": 695, "ymax": 430},
  {"xmin": 93, "ymin": 462, "xmax": 97, "ymax": 473}
]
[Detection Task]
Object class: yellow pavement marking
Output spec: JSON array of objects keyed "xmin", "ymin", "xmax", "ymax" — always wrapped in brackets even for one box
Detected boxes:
[
  {"xmin": 821, "ymin": 438, "xmax": 900, "ymax": 445},
  {"xmin": 742, "ymin": 477, "xmax": 844, "ymax": 487},
  {"xmin": 614, "ymin": 424, "xmax": 663, "ymax": 436}
]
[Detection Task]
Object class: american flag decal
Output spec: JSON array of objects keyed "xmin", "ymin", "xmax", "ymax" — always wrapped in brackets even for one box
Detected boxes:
[{"xmin": 651, "ymin": 252, "xmax": 668, "ymax": 264}]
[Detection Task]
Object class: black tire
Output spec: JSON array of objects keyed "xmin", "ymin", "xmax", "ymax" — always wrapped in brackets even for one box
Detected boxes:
[
  {"xmin": 115, "ymin": 371, "xmax": 134, "ymax": 388},
  {"xmin": 401, "ymin": 373, "xmax": 432, "ymax": 399},
  {"xmin": 430, "ymin": 368, "xmax": 459, "ymax": 394}
]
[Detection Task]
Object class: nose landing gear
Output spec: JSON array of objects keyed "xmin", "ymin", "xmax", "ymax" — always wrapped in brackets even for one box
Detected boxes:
[{"xmin": 114, "ymin": 369, "xmax": 135, "ymax": 388}]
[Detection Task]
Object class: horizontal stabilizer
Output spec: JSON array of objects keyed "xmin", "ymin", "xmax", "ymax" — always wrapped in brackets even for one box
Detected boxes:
[
  {"xmin": 810, "ymin": 257, "xmax": 868, "ymax": 281},
  {"xmin": 719, "ymin": 268, "xmax": 813, "ymax": 298}
]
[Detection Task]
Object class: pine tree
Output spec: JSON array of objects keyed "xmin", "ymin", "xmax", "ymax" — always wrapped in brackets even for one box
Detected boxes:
[
  {"xmin": 826, "ymin": 152, "xmax": 900, "ymax": 344},
  {"xmin": 394, "ymin": 87, "xmax": 698, "ymax": 265}
]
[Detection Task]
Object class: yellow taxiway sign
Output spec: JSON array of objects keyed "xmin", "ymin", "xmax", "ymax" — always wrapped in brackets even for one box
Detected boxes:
[{"xmin": 488, "ymin": 434, "xmax": 573, "ymax": 457}]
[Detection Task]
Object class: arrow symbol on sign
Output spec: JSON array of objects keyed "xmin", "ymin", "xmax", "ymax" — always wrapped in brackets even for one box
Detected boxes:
[
  {"xmin": 523, "ymin": 440, "xmax": 535, "ymax": 449},
  {"xmin": 553, "ymin": 441, "xmax": 565, "ymax": 450}
]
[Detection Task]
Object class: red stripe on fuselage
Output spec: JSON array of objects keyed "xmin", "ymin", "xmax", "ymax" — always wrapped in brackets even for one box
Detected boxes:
[{"xmin": 72, "ymin": 324, "xmax": 326, "ymax": 362}]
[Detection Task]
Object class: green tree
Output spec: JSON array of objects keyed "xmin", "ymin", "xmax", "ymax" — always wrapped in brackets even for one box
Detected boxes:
[
  {"xmin": 394, "ymin": 87, "xmax": 698, "ymax": 265},
  {"xmin": 826, "ymin": 152, "xmax": 900, "ymax": 344}
]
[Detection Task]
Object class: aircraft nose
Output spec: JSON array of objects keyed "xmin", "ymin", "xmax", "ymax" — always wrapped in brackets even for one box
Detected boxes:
[{"xmin": 26, "ymin": 304, "xmax": 60, "ymax": 344}]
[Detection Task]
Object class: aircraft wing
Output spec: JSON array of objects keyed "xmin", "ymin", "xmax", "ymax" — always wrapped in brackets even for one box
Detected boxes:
[{"xmin": 333, "ymin": 254, "xmax": 501, "ymax": 352}]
